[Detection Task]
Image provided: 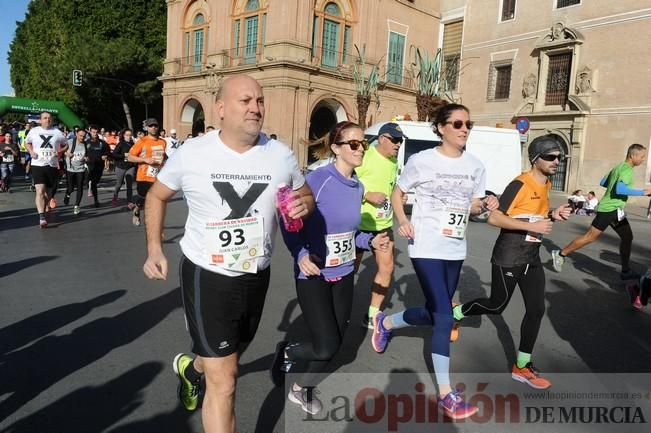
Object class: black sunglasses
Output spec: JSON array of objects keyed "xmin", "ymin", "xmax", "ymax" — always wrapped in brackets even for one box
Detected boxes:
[
  {"xmin": 335, "ymin": 139, "xmax": 369, "ymax": 151},
  {"xmin": 445, "ymin": 120, "xmax": 474, "ymax": 130},
  {"xmin": 539, "ymin": 154, "xmax": 563, "ymax": 162},
  {"xmin": 381, "ymin": 134, "xmax": 403, "ymax": 144}
]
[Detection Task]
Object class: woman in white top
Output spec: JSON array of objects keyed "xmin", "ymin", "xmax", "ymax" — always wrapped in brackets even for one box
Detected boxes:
[{"xmin": 370, "ymin": 103, "xmax": 498, "ymax": 420}]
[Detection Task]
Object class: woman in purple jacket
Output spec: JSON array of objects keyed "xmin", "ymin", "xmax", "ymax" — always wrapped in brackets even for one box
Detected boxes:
[{"xmin": 270, "ymin": 121, "xmax": 390, "ymax": 414}]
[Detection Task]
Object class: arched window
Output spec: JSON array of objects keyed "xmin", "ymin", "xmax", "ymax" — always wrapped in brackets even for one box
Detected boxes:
[
  {"xmin": 184, "ymin": 12, "xmax": 208, "ymax": 72},
  {"xmin": 312, "ymin": 1, "xmax": 352, "ymax": 68},
  {"xmin": 233, "ymin": 1, "xmax": 267, "ymax": 65}
]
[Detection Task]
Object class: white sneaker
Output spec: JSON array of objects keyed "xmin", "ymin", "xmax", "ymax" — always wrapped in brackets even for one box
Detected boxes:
[
  {"xmin": 551, "ymin": 250, "xmax": 564, "ymax": 272},
  {"xmin": 288, "ymin": 386, "xmax": 322, "ymax": 415}
]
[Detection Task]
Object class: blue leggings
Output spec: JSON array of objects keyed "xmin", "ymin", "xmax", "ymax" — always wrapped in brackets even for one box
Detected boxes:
[{"xmin": 403, "ymin": 258, "xmax": 463, "ymax": 357}]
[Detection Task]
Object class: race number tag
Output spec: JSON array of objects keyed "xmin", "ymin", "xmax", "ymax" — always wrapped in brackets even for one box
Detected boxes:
[
  {"xmin": 325, "ymin": 231, "xmax": 355, "ymax": 267},
  {"xmin": 2, "ymin": 154, "xmax": 14, "ymax": 163},
  {"xmin": 440, "ymin": 207, "xmax": 469, "ymax": 239},
  {"xmin": 147, "ymin": 146, "xmax": 165, "ymax": 178},
  {"xmin": 376, "ymin": 199, "xmax": 393, "ymax": 219},
  {"xmin": 525, "ymin": 215, "xmax": 544, "ymax": 243},
  {"xmin": 152, "ymin": 146, "xmax": 164, "ymax": 164},
  {"xmin": 617, "ymin": 208, "xmax": 626, "ymax": 222},
  {"xmin": 146, "ymin": 165, "xmax": 160, "ymax": 178},
  {"xmin": 37, "ymin": 148, "xmax": 56, "ymax": 161},
  {"xmin": 205, "ymin": 216, "xmax": 264, "ymax": 273}
]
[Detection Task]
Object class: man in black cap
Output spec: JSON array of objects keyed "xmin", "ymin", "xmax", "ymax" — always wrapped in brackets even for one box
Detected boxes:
[
  {"xmin": 451, "ymin": 135, "xmax": 571, "ymax": 389},
  {"xmin": 355, "ymin": 122, "xmax": 404, "ymax": 328}
]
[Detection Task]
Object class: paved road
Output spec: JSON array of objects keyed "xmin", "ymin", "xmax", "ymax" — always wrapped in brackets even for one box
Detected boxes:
[{"xmin": 1, "ymin": 175, "xmax": 650, "ymax": 433}]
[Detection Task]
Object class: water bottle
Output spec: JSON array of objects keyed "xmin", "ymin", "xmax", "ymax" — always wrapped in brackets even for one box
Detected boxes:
[{"xmin": 276, "ymin": 183, "xmax": 303, "ymax": 232}]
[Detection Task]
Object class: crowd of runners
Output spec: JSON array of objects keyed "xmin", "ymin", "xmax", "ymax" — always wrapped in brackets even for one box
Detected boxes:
[
  {"xmin": 7, "ymin": 74, "xmax": 651, "ymax": 432},
  {"xmin": 0, "ymin": 113, "xmax": 188, "ymax": 227}
]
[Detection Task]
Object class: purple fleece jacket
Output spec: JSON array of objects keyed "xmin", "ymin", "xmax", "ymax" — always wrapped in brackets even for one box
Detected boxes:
[{"xmin": 280, "ymin": 163, "xmax": 373, "ymax": 280}]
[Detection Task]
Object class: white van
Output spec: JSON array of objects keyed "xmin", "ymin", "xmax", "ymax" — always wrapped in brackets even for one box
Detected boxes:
[{"xmin": 364, "ymin": 120, "xmax": 521, "ymax": 199}]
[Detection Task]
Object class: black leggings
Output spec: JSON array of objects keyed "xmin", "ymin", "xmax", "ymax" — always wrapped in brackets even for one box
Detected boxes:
[
  {"xmin": 65, "ymin": 171, "xmax": 85, "ymax": 206},
  {"xmin": 88, "ymin": 164, "xmax": 104, "ymax": 201},
  {"xmin": 285, "ymin": 273, "xmax": 354, "ymax": 387},
  {"xmin": 460, "ymin": 263, "xmax": 545, "ymax": 354},
  {"xmin": 612, "ymin": 220, "xmax": 633, "ymax": 272}
]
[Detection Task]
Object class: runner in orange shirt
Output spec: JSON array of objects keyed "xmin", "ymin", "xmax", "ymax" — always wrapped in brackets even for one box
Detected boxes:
[{"xmin": 127, "ymin": 119, "xmax": 166, "ymax": 226}]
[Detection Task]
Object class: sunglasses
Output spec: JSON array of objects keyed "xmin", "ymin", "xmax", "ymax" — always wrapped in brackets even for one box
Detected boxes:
[
  {"xmin": 539, "ymin": 154, "xmax": 564, "ymax": 162},
  {"xmin": 381, "ymin": 135, "xmax": 403, "ymax": 144},
  {"xmin": 148, "ymin": 124, "xmax": 159, "ymax": 128},
  {"xmin": 335, "ymin": 139, "xmax": 369, "ymax": 151},
  {"xmin": 445, "ymin": 120, "xmax": 474, "ymax": 130}
]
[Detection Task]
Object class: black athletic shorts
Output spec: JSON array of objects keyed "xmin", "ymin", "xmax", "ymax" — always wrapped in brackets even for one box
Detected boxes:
[
  {"xmin": 356, "ymin": 227, "xmax": 394, "ymax": 253},
  {"xmin": 180, "ymin": 256, "xmax": 271, "ymax": 358},
  {"xmin": 591, "ymin": 209, "xmax": 629, "ymax": 231},
  {"xmin": 137, "ymin": 181, "xmax": 153, "ymax": 198},
  {"xmin": 31, "ymin": 165, "xmax": 58, "ymax": 187}
]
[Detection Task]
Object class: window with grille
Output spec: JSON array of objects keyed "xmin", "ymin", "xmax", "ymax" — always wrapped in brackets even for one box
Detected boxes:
[
  {"xmin": 557, "ymin": 0, "xmax": 580, "ymax": 8},
  {"xmin": 444, "ymin": 55, "xmax": 460, "ymax": 91},
  {"xmin": 501, "ymin": 0, "xmax": 516, "ymax": 21},
  {"xmin": 487, "ymin": 62, "xmax": 512, "ymax": 101},
  {"xmin": 545, "ymin": 52, "xmax": 572, "ymax": 105}
]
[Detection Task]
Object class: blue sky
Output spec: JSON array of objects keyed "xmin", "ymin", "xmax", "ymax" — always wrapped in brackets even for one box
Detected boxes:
[{"xmin": 1, "ymin": 0, "xmax": 32, "ymax": 96}]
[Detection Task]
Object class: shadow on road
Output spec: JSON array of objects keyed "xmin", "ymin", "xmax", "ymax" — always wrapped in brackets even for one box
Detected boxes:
[
  {"xmin": 2, "ymin": 362, "xmax": 185, "ymax": 433},
  {"xmin": 0, "ymin": 288, "xmax": 181, "ymax": 422},
  {"xmin": 0, "ymin": 255, "xmax": 58, "ymax": 278},
  {"xmin": 546, "ymin": 277, "xmax": 651, "ymax": 372},
  {"xmin": 0, "ymin": 290, "xmax": 126, "ymax": 359}
]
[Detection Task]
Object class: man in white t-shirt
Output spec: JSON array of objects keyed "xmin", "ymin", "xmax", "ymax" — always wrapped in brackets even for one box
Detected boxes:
[
  {"xmin": 142, "ymin": 74, "xmax": 315, "ymax": 432},
  {"xmin": 164, "ymin": 128, "xmax": 180, "ymax": 159},
  {"xmin": 25, "ymin": 112, "xmax": 67, "ymax": 228}
]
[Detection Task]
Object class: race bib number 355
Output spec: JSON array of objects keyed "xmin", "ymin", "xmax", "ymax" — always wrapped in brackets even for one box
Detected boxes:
[
  {"xmin": 205, "ymin": 216, "xmax": 264, "ymax": 273},
  {"xmin": 325, "ymin": 231, "xmax": 355, "ymax": 267}
]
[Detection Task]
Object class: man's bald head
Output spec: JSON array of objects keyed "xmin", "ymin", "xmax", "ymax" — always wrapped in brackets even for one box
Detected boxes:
[
  {"xmin": 216, "ymin": 75, "xmax": 262, "ymax": 101},
  {"xmin": 216, "ymin": 74, "xmax": 265, "ymax": 146}
]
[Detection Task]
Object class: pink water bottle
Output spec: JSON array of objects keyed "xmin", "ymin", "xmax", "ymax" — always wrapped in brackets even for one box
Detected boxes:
[{"xmin": 276, "ymin": 183, "xmax": 303, "ymax": 232}]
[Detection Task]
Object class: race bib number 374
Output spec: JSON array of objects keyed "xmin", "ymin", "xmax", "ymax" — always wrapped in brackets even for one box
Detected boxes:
[{"xmin": 440, "ymin": 207, "xmax": 469, "ymax": 239}]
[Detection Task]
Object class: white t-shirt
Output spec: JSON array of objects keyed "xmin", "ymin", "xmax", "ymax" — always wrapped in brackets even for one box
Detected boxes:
[
  {"xmin": 165, "ymin": 137, "xmax": 179, "ymax": 158},
  {"xmin": 585, "ymin": 197, "xmax": 598, "ymax": 210},
  {"xmin": 26, "ymin": 127, "xmax": 67, "ymax": 168},
  {"xmin": 397, "ymin": 148, "xmax": 486, "ymax": 260},
  {"xmin": 157, "ymin": 130, "xmax": 305, "ymax": 276}
]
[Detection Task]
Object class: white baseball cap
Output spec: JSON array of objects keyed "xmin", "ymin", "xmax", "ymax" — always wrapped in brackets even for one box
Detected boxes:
[{"xmin": 170, "ymin": 129, "xmax": 177, "ymax": 134}]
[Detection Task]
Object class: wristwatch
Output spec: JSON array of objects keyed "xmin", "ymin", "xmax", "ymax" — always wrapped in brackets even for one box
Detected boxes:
[
  {"xmin": 547, "ymin": 209, "xmax": 556, "ymax": 221},
  {"xmin": 368, "ymin": 235, "xmax": 376, "ymax": 250}
]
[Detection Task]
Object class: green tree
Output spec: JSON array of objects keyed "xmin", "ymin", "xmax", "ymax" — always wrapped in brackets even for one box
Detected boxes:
[{"xmin": 8, "ymin": 0, "xmax": 166, "ymax": 129}]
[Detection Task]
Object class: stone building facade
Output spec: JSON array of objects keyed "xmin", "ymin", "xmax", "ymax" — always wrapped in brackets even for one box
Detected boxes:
[
  {"xmin": 440, "ymin": 0, "xmax": 651, "ymax": 195},
  {"xmin": 161, "ymin": 0, "xmax": 440, "ymax": 167}
]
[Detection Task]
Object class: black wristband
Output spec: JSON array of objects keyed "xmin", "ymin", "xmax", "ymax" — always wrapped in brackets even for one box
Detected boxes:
[
  {"xmin": 547, "ymin": 210, "xmax": 556, "ymax": 221},
  {"xmin": 368, "ymin": 235, "xmax": 375, "ymax": 250}
]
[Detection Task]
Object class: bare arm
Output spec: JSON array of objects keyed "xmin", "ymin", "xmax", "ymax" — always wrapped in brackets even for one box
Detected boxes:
[
  {"xmin": 391, "ymin": 185, "xmax": 415, "ymax": 239},
  {"xmin": 143, "ymin": 181, "xmax": 177, "ymax": 280}
]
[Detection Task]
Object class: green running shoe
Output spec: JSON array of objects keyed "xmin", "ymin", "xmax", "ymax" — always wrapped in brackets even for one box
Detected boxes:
[{"xmin": 173, "ymin": 353, "xmax": 199, "ymax": 411}]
